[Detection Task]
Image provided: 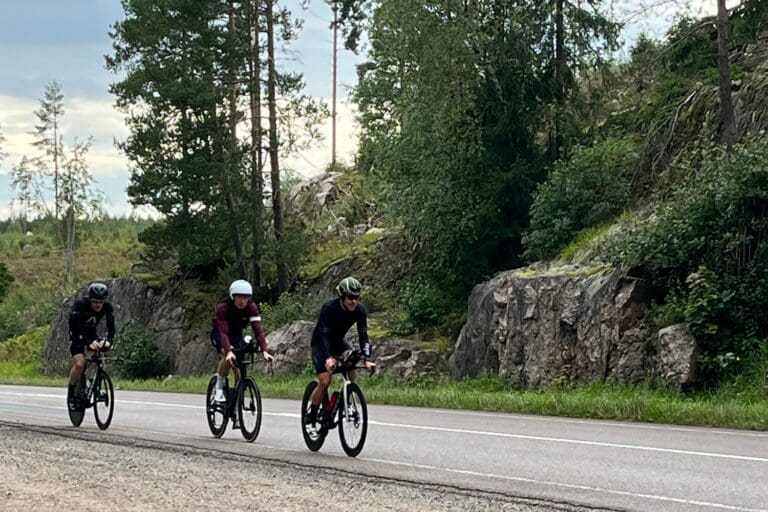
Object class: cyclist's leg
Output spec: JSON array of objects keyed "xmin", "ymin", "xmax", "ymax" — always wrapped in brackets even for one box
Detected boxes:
[
  {"xmin": 211, "ymin": 331, "xmax": 230, "ymax": 402},
  {"xmin": 68, "ymin": 343, "xmax": 86, "ymax": 385}
]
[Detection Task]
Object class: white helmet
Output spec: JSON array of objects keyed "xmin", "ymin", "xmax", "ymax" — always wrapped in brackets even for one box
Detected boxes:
[{"xmin": 229, "ymin": 279, "xmax": 253, "ymax": 299}]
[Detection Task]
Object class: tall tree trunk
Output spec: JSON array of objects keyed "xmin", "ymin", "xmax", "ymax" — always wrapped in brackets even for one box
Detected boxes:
[
  {"xmin": 267, "ymin": 0, "xmax": 289, "ymax": 293},
  {"xmin": 553, "ymin": 0, "xmax": 565, "ymax": 160},
  {"xmin": 717, "ymin": 0, "xmax": 736, "ymax": 149},
  {"xmin": 248, "ymin": 0, "xmax": 264, "ymax": 288},
  {"xmin": 225, "ymin": 0, "xmax": 247, "ymax": 278}
]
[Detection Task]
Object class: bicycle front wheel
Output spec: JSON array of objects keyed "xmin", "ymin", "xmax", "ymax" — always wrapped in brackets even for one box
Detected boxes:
[
  {"xmin": 205, "ymin": 376, "xmax": 228, "ymax": 437},
  {"xmin": 94, "ymin": 370, "xmax": 115, "ymax": 430},
  {"xmin": 67, "ymin": 376, "xmax": 86, "ymax": 427},
  {"xmin": 338, "ymin": 382, "xmax": 368, "ymax": 457},
  {"xmin": 238, "ymin": 378, "xmax": 262, "ymax": 442},
  {"xmin": 301, "ymin": 381, "xmax": 328, "ymax": 452}
]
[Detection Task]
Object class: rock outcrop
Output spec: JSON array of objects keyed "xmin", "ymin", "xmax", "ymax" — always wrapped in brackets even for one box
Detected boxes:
[{"xmin": 450, "ymin": 265, "xmax": 699, "ymax": 389}]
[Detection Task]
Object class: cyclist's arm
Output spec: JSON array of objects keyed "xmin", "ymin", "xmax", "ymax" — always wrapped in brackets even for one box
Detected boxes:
[
  {"xmin": 247, "ymin": 303, "xmax": 268, "ymax": 352},
  {"xmin": 214, "ymin": 303, "xmax": 233, "ymax": 353},
  {"xmin": 356, "ymin": 306, "xmax": 372, "ymax": 358},
  {"xmin": 68, "ymin": 307, "xmax": 84, "ymax": 342},
  {"xmin": 316, "ymin": 304, "xmax": 333, "ymax": 360}
]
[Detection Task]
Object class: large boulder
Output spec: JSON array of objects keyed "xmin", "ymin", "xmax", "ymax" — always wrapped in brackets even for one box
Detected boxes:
[
  {"xmin": 266, "ymin": 320, "xmax": 315, "ymax": 374},
  {"xmin": 449, "ymin": 264, "xmax": 692, "ymax": 388},
  {"xmin": 656, "ymin": 323, "xmax": 699, "ymax": 389}
]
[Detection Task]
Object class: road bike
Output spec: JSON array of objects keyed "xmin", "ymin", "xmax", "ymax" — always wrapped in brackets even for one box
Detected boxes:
[
  {"xmin": 67, "ymin": 343, "xmax": 115, "ymax": 430},
  {"xmin": 301, "ymin": 350, "xmax": 371, "ymax": 457},
  {"xmin": 205, "ymin": 337, "xmax": 264, "ymax": 442}
]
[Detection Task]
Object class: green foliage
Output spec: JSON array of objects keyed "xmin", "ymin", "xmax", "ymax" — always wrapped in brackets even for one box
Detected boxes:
[
  {"xmin": 0, "ymin": 326, "xmax": 48, "ymax": 368},
  {"xmin": 260, "ymin": 285, "xmax": 326, "ymax": 333},
  {"xmin": 0, "ymin": 262, "xmax": 13, "ymax": 301},
  {"xmin": 523, "ymin": 136, "xmax": 639, "ymax": 261},
  {"xmin": 392, "ymin": 279, "xmax": 454, "ymax": 335},
  {"xmin": 610, "ymin": 139, "xmax": 768, "ymax": 381},
  {"xmin": 114, "ymin": 321, "xmax": 169, "ymax": 379}
]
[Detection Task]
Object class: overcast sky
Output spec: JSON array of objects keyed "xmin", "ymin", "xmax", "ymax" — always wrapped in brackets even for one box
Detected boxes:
[{"xmin": 0, "ymin": 0, "xmax": 723, "ymax": 219}]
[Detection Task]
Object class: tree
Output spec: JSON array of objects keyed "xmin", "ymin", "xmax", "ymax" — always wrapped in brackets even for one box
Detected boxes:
[
  {"xmin": 108, "ymin": 0, "xmax": 239, "ymax": 270},
  {"xmin": 0, "ymin": 122, "xmax": 7, "ymax": 167},
  {"xmin": 60, "ymin": 138, "xmax": 101, "ymax": 286},
  {"xmin": 29, "ymin": 81, "xmax": 65, "ymax": 220},
  {"xmin": 266, "ymin": 0, "xmax": 289, "ymax": 293},
  {"xmin": 246, "ymin": 0, "xmax": 266, "ymax": 287},
  {"xmin": 354, "ymin": 0, "xmax": 619, "ymax": 302},
  {"xmin": 11, "ymin": 156, "xmax": 49, "ymax": 230},
  {"xmin": 716, "ymin": 0, "xmax": 736, "ymax": 148}
]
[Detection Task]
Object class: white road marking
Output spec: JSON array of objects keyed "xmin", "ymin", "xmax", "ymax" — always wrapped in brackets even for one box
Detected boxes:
[
  {"xmin": 361, "ymin": 457, "xmax": 768, "ymax": 512},
  {"xmin": 3, "ymin": 390, "xmax": 766, "ymax": 463},
  {"xmin": 1, "ymin": 405, "xmax": 765, "ymax": 512}
]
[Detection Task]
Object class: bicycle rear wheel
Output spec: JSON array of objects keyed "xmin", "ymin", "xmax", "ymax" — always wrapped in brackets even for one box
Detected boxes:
[
  {"xmin": 94, "ymin": 370, "xmax": 115, "ymax": 430},
  {"xmin": 205, "ymin": 376, "xmax": 228, "ymax": 437},
  {"xmin": 67, "ymin": 376, "xmax": 86, "ymax": 427},
  {"xmin": 338, "ymin": 382, "xmax": 367, "ymax": 457},
  {"xmin": 238, "ymin": 378, "xmax": 262, "ymax": 442},
  {"xmin": 301, "ymin": 381, "xmax": 328, "ymax": 451}
]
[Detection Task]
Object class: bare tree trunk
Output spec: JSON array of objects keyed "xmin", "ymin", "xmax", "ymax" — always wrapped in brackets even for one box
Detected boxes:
[
  {"xmin": 717, "ymin": 0, "xmax": 736, "ymax": 149},
  {"xmin": 267, "ymin": 0, "xmax": 289, "ymax": 293},
  {"xmin": 226, "ymin": 0, "xmax": 246, "ymax": 278},
  {"xmin": 65, "ymin": 205, "xmax": 75, "ymax": 287},
  {"xmin": 553, "ymin": 0, "xmax": 565, "ymax": 160},
  {"xmin": 248, "ymin": 0, "xmax": 265, "ymax": 288}
]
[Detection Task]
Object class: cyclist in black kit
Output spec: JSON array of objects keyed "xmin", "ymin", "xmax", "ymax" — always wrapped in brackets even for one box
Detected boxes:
[
  {"xmin": 67, "ymin": 282, "xmax": 115, "ymax": 411},
  {"xmin": 304, "ymin": 276, "xmax": 376, "ymax": 426}
]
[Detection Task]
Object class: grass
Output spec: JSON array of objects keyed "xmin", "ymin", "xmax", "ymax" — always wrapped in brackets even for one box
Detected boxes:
[{"xmin": 2, "ymin": 364, "xmax": 766, "ymax": 431}]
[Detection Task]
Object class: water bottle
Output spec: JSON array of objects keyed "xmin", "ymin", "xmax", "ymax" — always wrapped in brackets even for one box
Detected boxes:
[{"xmin": 326, "ymin": 391, "xmax": 339, "ymax": 412}]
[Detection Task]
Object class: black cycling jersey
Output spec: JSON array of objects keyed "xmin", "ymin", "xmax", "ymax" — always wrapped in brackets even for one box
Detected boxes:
[
  {"xmin": 68, "ymin": 298, "xmax": 115, "ymax": 344},
  {"xmin": 311, "ymin": 298, "xmax": 371, "ymax": 361}
]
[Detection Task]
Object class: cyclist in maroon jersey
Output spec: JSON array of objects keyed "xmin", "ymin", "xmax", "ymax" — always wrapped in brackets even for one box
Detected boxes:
[{"xmin": 210, "ymin": 279, "xmax": 273, "ymax": 403}]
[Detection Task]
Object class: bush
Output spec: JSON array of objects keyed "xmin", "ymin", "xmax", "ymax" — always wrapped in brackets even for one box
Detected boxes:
[
  {"xmin": 115, "ymin": 321, "xmax": 168, "ymax": 379},
  {"xmin": 260, "ymin": 285, "xmax": 327, "ymax": 332},
  {"xmin": 0, "ymin": 262, "xmax": 13, "ymax": 301},
  {"xmin": 523, "ymin": 136, "xmax": 639, "ymax": 261},
  {"xmin": 609, "ymin": 139, "xmax": 768, "ymax": 382},
  {"xmin": 0, "ymin": 325, "xmax": 48, "ymax": 367}
]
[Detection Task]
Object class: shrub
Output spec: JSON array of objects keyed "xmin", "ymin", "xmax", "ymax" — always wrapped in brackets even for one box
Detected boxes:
[
  {"xmin": 115, "ymin": 321, "xmax": 168, "ymax": 379},
  {"xmin": 0, "ymin": 262, "xmax": 13, "ymax": 301},
  {"xmin": 523, "ymin": 136, "xmax": 639, "ymax": 261},
  {"xmin": 609, "ymin": 139, "xmax": 768, "ymax": 382}
]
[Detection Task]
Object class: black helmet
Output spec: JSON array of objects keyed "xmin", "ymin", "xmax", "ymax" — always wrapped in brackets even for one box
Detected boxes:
[
  {"xmin": 336, "ymin": 276, "xmax": 363, "ymax": 297},
  {"xmin": 88, "ymin": 282, "xmax": 109, "ymax": 300}
]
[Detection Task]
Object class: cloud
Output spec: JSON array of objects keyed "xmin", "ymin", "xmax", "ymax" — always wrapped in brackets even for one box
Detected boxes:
[{"xmin": 0, "ymin": 90, "xmax": 361, "ymax": 219}]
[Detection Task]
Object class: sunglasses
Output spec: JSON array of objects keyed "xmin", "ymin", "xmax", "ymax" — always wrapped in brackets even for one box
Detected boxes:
[
  {"xmin": 90, "ymin": 299, "xmax": 105, "ymax": 305},
  {"xmin": 345, "ymin": 294, "xmax": 360, "ymax": 301}
]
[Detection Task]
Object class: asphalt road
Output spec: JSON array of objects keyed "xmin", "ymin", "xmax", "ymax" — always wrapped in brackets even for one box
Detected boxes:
[{"xmin": 1, "ymin": 384, "xmax": 766, "ymax": 512}]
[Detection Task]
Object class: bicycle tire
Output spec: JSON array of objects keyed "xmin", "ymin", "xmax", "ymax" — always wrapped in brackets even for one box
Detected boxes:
[
  {"xmin": 238, "ymin": 378, "xmax": 262, "ymax": 442},
  {"xmin": 205, "ymin": 376, "xmax": 228, "ymax": 437},
  {"xmin": 93, "ymin": 370, "xmax": 115, "ymax": 430},
  {"xmin": 338, "ymin": 382, "xmax": 368, "ymax": 457},
  {"xmin": 67, "ymin": 376, "xmax": 86, "ymax": 427},
  {"xmin": 300, "ymin": 381, "xmax": 328, "ymax": 451}
]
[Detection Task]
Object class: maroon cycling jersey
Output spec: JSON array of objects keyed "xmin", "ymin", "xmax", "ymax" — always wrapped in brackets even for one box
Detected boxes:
[{"xmin": 211, "ymin": 299, "xmax": 268, "ymax": 353}]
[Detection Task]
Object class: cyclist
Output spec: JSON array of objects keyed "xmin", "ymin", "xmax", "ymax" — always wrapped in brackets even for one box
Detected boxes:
[
  {"xmin": 304, "ymin": 276, "xmax": 376, "ymax": 426},
  {"xmin": 67, "ymin": 282, "xmax": 115, "ymax": 411},
  {"xmin": 210, "ymin": 279, "xmax": 273, "ymax": 403}
]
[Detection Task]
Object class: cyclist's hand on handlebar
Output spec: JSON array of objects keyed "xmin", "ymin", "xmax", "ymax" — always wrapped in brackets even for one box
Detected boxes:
[
  {"xmin": 364, "ymin": 360, "xmax": 377, "ymax": 373},
  {"xmin": 262, "ymin": 350, "xmax": 274, "ymax": 363},
  {"xmin": 325, "ymin": 356, "xmax": 336, "ymax": 372},
  {"xmin": 225, "ymin": 350, "xmax": 236, "ymax": 364},
  {"xmin": 88, "ymin": 340, "xmax": 101, "ymax": 351}
]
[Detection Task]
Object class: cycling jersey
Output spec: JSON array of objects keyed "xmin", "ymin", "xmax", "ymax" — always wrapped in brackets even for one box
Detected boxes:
[
  {"xmin": 210, "ymin": 299, "xmax": 268, "ymax": 353},
  {"xmin": 68, "ymin": 298, "xmax": 115, "ymax": 356},
  {"xmin": 311, "ymin": 298, "xmax": 371, "ymax": 369}
]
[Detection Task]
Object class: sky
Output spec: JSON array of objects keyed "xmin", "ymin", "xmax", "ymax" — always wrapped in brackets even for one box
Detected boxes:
[{"xmin": 0, "ymin": 0, "xmax": 724, "ymax": 219}]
